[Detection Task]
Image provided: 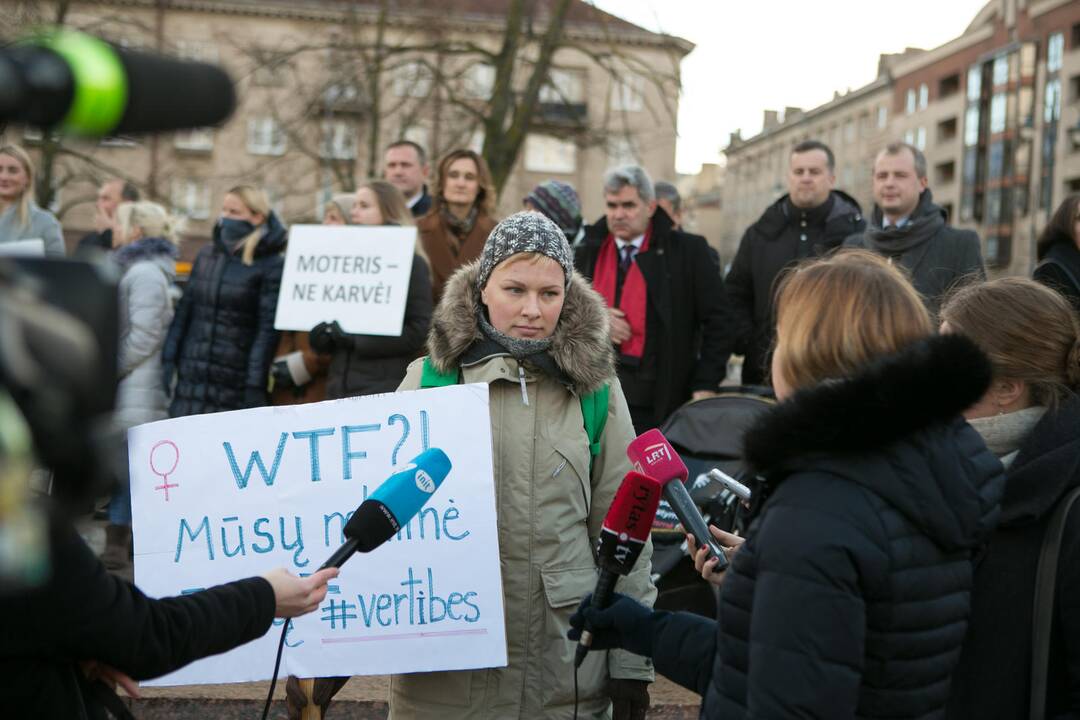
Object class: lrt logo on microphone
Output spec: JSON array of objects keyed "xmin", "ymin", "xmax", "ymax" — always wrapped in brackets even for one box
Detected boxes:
[
  {"xmin": 642, "ymin": 443, "xmax": 671, "ymax": 467},
  {"xmin": 414, "ymin": 469, "xmax": 436, "ymax": 494}
]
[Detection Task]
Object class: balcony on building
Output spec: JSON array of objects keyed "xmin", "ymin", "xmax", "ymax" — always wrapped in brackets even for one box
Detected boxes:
[{"xmin": 534, "ymin": 101, "xmax": 588, "ymax": 127}]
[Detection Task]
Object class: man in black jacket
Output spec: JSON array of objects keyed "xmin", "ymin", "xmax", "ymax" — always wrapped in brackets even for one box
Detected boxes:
[
  {"xmin": 845, "ymin": 141, "xmax": 984, "ymax": 317},
  {"xmin": 383, "ymin": 140, "xmax": 432, "ymax": 218},
  {"xmin": 725, "ymin": 141, "xmax": 865, "ymax": 385},
  {"xmin": 575, "ymin": 165, "xmax": 732, "ymax": 432}
]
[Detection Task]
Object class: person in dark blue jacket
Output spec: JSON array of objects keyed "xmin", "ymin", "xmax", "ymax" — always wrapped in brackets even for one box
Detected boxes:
[
  {"xmin": 162, "ymin": 185, "xmax": 285, "ymax": 416},
  {"xmin": 571, "ymin": 249, "xmax": 1005, "ymax": 719}
]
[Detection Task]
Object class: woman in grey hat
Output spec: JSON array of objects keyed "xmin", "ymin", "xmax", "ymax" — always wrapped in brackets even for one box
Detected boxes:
[{"xmin": 387, "ymin": 211, "xmax": 656, "ymax": 719}]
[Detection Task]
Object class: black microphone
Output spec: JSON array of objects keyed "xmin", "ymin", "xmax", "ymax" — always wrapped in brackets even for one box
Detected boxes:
[
  {"xmin": 0, "ymin": 30, "xmax": 235, "ymax": 135},
  {"xmin": 319, "ymin": 448, "xmax": 451, "ymax": 570}
]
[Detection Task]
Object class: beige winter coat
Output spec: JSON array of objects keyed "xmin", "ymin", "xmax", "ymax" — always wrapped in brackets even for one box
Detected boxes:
[{"xmin": 390, "ymin": 261, "xmax": 656, "ymax": 719}]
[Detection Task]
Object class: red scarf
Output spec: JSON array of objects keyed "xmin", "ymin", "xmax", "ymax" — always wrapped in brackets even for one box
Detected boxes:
[{"xmin": 593, "ymin": 230, "xmax": 649, "ymax": 359}]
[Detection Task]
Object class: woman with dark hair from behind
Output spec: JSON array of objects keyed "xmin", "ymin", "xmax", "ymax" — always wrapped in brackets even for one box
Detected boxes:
[
  {"xmin": 1034, "ymin": 193, "xmax": 1080, "ymax": 309},
  {"xmin": 941, "ymin": 277, "xmax": 1080, "ymax": 720}
]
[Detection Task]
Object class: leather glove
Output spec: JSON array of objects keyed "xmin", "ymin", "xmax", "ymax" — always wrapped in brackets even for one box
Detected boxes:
[
  {"xmin": 270, "ymin": 358, "xmax": 295, "ymax": 390},
  {"xmin": 567, "ymin": 592, "xmax": 656, "ymax": 658},
  {"xmin": 285, "ymin": 675, "xmax": 350, "ymax": 720},
  {"xmin": 609, "ymin": 678, "xmax": 651, "ymax": 720},
  {"xmin": 308, "ymin": 320, "xmax": 346, "ymax": 354}
]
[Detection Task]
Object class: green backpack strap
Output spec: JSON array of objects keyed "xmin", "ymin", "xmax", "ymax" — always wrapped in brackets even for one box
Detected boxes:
[{"xmin": 420, "ymin": 356, "xmax": 459, "ymax": 388}]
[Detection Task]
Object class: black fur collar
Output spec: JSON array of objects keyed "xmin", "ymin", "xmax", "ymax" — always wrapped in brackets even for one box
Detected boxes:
[{"xmin": 744, "ymin": 334, "xmax": 991, "ymax": 475}]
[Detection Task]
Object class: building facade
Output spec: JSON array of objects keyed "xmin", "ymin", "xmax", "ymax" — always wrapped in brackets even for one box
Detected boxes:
[
  {"xmin": 2, "ymin": 0, "xmax": 691, "ymax": 255},
  {"xmin": 721, "ymin": 0, "xmax": 1080, "ymax": 278}
]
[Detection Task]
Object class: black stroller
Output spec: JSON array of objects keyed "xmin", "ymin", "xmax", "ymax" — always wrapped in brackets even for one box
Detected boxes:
[{"xmin": 649, "ymin": 386, "xmax": 775, "ymax": 617}]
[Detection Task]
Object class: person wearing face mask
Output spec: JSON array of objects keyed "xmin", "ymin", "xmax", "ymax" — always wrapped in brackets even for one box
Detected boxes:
[
  {"xmin": 0, "ymin": 144, "xmax": 65, "ymax": 256},
  {"xmin": 416, "ymin": 148, "xmax": 498, "ymax": 303},
  {"xmin": 940, "ymin": 278, "xmax": 1080, "ymax": 720},
  {"xmin": 386, "ymin": 212, "xmax": 656, "ymax": 720},
  {"xmin": 162, "ymin": 185, "xmax": 286, "ymax": 416},
  {"xmin": 307, "ymin": 180, "xmax": 432, "ymax": 401}
]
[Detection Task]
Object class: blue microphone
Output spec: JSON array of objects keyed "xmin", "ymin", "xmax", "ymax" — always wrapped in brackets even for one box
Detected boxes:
[{"xmin": 320, "ymin": 448, "xmax": 451, "ymax": 569}]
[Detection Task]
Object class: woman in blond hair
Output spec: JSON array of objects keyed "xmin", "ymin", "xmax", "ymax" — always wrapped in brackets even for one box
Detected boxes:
[
  {"xmin": 0, "ymin": 144, "xmax": 65, "ymax": 256},
  {"xmin": 163, "ymin": 185, "xmax": 286, "ymax": 416},
  {"xmin": 570, "ymin": 250, "xmax": 1005, "ymax": 720}
]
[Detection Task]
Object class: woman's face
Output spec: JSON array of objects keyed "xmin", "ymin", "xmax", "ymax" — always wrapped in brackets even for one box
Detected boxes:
[
  {"xmin": 0, "ymin": 153, "xmax": 30, "ymax": 202},
  {"xmin": 351, "ymin": 187, "xmax": 384, "ymax": 226},
  {"xmin": 221, "ymin": 193, "xmax": 264, "ymax": 225},
  {"xmin": 442, "ymin": 157, "xmax": 481, "ymax": 208},
  {"xmin": 322, "ymin": 204, "xmax": 345, "ymax": 226},
  {"xmin": 480, "ymin": 255, "xmax": 565, "ymax": 340}
]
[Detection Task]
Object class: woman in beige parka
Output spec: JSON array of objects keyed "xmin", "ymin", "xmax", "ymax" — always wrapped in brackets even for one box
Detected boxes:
[{"xmin": 391, "ymin": 211, "xmax": 657, "ymax": 719}]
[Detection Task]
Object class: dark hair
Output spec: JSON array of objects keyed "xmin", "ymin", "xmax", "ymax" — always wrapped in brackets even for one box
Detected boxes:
[
  {"xmin": 654, "ymin": 180, "xmax": 681, "ymax": 212},
  {"xmin": 878, "ymin": 141, "xmax": 927, "ymax": 179},
  {"xmin": 1037, "ymin": 193, "xmax": 1080, "ymax": 261},
  {"xmin": 121, "ymin": 181, "xmax": 140, "ymax": 202},
  {"xmin": 386, "ymin": 140, "xmax": 427, "ymax": 167},
  {"xmin": 792, "ymin": 140, "xmax": 835, "ymax": 172}
]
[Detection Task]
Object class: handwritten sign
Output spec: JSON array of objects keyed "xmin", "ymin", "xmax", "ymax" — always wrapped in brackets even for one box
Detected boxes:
[
  {"xmin": 128, "ymin": 384, "xmax": 505, "ymax": 685},
  {"xmin": 273, "ymin": 224, "xmax": 417, "ymax": 336}
]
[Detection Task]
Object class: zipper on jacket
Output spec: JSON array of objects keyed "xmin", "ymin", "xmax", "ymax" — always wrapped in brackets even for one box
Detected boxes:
[{"xmin": 518, "ymin": 365, "xmax": 529, "ymax": 406}]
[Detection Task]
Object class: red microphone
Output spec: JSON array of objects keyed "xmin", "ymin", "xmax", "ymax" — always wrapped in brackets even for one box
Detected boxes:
[
  {"xmin": 627, "ymin": 429, "xmax": 728, "ymax": 571},
  {"xmin": 574, "ymin": 471, "xmax": 663, "ymax": 667}
]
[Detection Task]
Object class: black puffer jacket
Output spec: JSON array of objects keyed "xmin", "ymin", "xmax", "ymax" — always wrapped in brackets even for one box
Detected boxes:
[
  {"xmin": 725, "ymin": 191, "xmax": 864, "ymax": 385},
  {"xmin": 648, "ymin": 334, "xmax": 1005, "ymax": 719},
  {"xmin": 163, "ymin": 214, "xmax": 286, "ymax": 416}
]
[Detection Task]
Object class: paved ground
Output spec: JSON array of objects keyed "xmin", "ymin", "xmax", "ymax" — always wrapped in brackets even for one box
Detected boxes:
[{"xmin": 78, "ymin": 519, "xmax": 703, "ymax": 718}]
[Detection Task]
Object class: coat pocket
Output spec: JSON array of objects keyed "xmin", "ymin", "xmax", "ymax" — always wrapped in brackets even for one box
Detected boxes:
[{"xmin": 539, "ymin": 566, "xmax": 607, "ymax": 708}]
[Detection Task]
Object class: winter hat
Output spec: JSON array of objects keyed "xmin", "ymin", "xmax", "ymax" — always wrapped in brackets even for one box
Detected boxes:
[
  {"xmin": 477, "ymin": 211, "xmax": 574, "ymax": 290},
  {"xmin": 523, "ymin": 181, "xmax": 582, "ymax": 240},
  {"xmin": 324, "ymin": 193, "xmax": 356, "ymax": 223}
]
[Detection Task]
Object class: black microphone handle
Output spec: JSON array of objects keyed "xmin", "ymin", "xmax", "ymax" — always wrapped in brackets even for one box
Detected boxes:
[
  {"xmin": 318, "ymin": 537, "xmax": 360, "ymax": 571},
  {"xmin": 663, "ymin": 478, "xmax": 729, "ymax": 571},
  {"xmin": 574, "ymin": 568, "xmax": 619, "ymax": 668}
]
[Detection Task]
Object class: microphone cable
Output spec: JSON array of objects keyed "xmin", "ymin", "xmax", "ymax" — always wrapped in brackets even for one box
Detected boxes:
[
  {"xmin": 572, "ymin": 663, "xmax": 580, "ymax": 720},
  {"xmin": 259, "ymin": 621, "xmax": 290, "ymax": 720}
]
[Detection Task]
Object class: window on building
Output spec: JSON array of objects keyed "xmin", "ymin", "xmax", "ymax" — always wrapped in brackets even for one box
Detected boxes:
[
  {"xmin": 402, "ymin": 125, "xmax": 430, "ymax": 153},
  {"xmin": 990, "ymin": 93, "xmax": 1007, "ymax": 133},
  {"xmin": 247, "ymin": 116, "xmax": 286, "ymax": 156},
  {"xmin": 174, "ymin": 128, "xmax": 214, "ymax": 152},
  {"xmin": 844, "ymin": 119, "xmax": 855, "ymax": 142},
  {"xmin": 992, "ymin": 55, "xmax": 1009, "ymax": 86},
  {"xmin": 915, "ymin": 126, "xmax": 926, "ymax": 150},
  {"xmin": 1048, "ymin": 32, "xmax": 1064, "ymax": 73},
  {"xmin": 607, "ymin": 135, "xmax": 638, "ymax": 167},
  {"xmin": 171, "ymin": 179, "xmax": 211, "ymax": 220},
  {"xmin": 939, "ymin": 73, "xmax": 960, "ymax": 98},
  {"xmin": 610, "ymin": 74, "xmax": 645, "ymax": 112},
  {"xmin": 252, "ymin": 51, "xmax": 289, "ymax": 87},
  {"xmin": 937, "ymin": 116, "xmax": 958, "ymax": 143},
  {"xmin": 877, "ymin": 105, "xmax": 888, "ymax": 128},
  {"xmin": 1044, "ymin": 79, "xmax": 1061, "ymax": 125},
  {"xmin": 22, "ymin": 126, "xmax": 43, "ymax": 143},
  {"xmin": 393, "ymin": 61, "xmax": 434, "ymax": 99},
  {"xmin": 540, "ymin": 68, "xmax": 586, "ymax": 104},
  {"xmin": 1072, "ymin": 22, "xmax": 1080, "ymax": 50},
  {"xmin": 320, "ymin": 120, "xmax": 357, "ymax": 160},
  {"xmin": 524, "ymin": 135, "xmax": 576, "ymax": 174},
  {"xmin": 904, "ymin": 129, "xmax": 915, "ymax": 145},
  {"xmin": 905, "ymin": 88, "xmax": 917, "ymax": 114},
  {"xmin": 463, "ymin": 63, "xmax": 495, "ymax": 100},
  {"xmin": 964, "ymin": 106, "xmax": 980, "ymax": 146},
  {"xmin": 918, "ymin": 83, "xmax": 929, "ymax": 110},
  {"xmin": 967, "ymin": 65, "xmax": 982, "ymax": 101}
]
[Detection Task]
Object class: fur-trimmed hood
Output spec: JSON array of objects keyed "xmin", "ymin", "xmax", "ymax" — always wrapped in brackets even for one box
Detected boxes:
[
  {"xmin": 427, "ymin": 259, "xmax": 615, "ymax": 394},
  {"xmin": 744, "ymin": 333, "xmax": 1005, "ymax": 550}
]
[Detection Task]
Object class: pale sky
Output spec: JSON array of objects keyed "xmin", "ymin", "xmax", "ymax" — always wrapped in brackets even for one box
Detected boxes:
[{"xmin": 592, "ymin": 0, "xmax": 992, "ymax": 175}]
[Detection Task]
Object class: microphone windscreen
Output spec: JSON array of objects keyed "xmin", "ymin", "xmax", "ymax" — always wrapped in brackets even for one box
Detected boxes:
[
  {"xmin": 346, "ymin": 499, "xmax": 399, "ymax": 553},
  {"xmin": 596, "ymin": 471, "xmax": 662, "ymax": 575},
  {"xmin": 626, "ymin": 428, "xmax": 689, "ymax": 484},
  {"xmin": 114, "ymin": 47, "xmax": 235, "ymax": 133}
]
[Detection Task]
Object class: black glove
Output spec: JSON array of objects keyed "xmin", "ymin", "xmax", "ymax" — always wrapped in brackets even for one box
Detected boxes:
[
  {"xmin": 285, "ymin": 675, "xmax": 350, "ymax": 720},
  {"xmin": 270, "ymin": 358, "xmax": 295, "ymax": 390},
  {"xmin": 567, "ymin": 592, "xmax": 655, "ymax": 658},
  {"xmin": 242, "ymin": 386, "xmax": 267, "ymax": 409},
  {"xmin": 309, "ymin": 320, "xmax": 346, "ymax": 354},
  {"xmin": 609, "ymin": 678, "xmax": 651, "ymax": 720}
]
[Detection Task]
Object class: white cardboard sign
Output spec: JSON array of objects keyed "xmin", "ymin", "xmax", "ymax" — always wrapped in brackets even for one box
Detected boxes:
[
  {"xmin": 0, "ymin": 239, "xmax": 46, "ymax": 257},
  {"xmin": 128, "ymin": 384, "xmax": 506, "ymax": 685},
  {"xmin": 273, "ymin": 224, "xmax": 417, "ymax": 336}
]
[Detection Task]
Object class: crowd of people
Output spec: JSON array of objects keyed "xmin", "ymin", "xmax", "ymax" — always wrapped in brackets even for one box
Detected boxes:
[{"xmin": 3, "ymin": 130, "xmax": 1080, "ymax": 720}]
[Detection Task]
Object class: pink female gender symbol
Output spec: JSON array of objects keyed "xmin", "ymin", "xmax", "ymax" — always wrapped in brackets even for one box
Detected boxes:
[{"xmin": 149, "ymin": 440, "xmax": 180, "ymax": 501}]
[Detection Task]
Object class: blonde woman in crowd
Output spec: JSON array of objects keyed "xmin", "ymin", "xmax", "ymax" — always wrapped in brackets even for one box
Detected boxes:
[{"xmin": 0, "ymin": 144, "xmax": 65, "ymax": 256}]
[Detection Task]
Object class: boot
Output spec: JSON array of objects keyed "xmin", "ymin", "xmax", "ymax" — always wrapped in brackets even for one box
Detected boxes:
[{"xmin": 102, "ymin": 524, "xmax": 131, "ymax": 571}]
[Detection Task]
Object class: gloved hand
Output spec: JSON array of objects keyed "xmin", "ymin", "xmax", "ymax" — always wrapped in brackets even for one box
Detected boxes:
[
  {"xmin": 285, "ymin": 675, "xmax": 350, "ymax": 720},
  {"xmin": 309, "ymin": 320, "xmax": 346, "ymax": 354},
  {"xmin": 270, "ymin": 358, "xmax": 295, "ymax": 391},
  {"xmin": 609, "ymin": 678, "xmax": 650, "ymax": 720},
  {"xmin": 242, "ymin": 386, "xmax": 268, "ymax": 409},
  {"xmin": 567, "ymin": 592, "xmax": 656, "ymax": 658}
]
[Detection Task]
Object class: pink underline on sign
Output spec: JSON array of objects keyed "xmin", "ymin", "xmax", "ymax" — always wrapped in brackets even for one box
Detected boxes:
[{"xmin": 321, "ymin": 628, "xmax": 489, "ymax": 644}]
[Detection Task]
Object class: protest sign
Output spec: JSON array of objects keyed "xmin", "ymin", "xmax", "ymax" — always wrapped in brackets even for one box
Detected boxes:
[
  {"xmin": 0, "ymin": 239, "xmax": 46, "ymax": 256},
  {"xmin": 273, "ymin": 224, "xmax": 417, "ymax": 336},
  {"xmin": 128, "ymin": 384, "xmax": 505, "ymax": 685}
]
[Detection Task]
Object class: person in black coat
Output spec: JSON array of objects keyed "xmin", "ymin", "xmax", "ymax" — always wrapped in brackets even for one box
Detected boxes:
[
  {"xmin": 1034, "ymin": 193, "xmax": 1080, "ymax": 311},
  {"xmin": 162, "ymin": 186, "xmax": 286, "ymax": 416},
  {"xmin": 0, "ymin": 508, "xmax": 337, "ymax": 718},
  {"xmin": 725, "ymin": 141, "xmax": 865, "ymax": 386},
  {"xmin": 940, "ymin": 277, "xmax": 1080, "ymax": 719},
  {"xmin": 576, "ymin": 165, "xmax": 733, "ymax": 432},
  {"xmin": 570, "ymin": 250, "xmax": 1005, "ymax": 719}
]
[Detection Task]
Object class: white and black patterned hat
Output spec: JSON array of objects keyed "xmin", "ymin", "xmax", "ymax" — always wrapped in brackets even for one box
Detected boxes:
[{"xmin": 477, "ymin": 210, "xmax": 574, "ymax": 290}]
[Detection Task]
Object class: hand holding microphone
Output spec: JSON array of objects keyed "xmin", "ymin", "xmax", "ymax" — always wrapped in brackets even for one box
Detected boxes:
[{"xmin": 687, "ymin": 526, "xmax": 744, "ymax": 587}]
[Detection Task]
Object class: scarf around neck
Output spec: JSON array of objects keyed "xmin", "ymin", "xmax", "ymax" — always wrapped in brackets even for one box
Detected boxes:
[
  {"xmin": 968, "ymin": 406, "xmax": 1047, "ymax": 467},
  {"xmin": 441, "ymin": 204, "xmax": 479, "ymax": 246},
  {"xmin": 477, "ymin": 310, "xmax": 553, "ymax": 360},
  {"xmin": 864, "ymin": 190, "xmax": 945, "ymax": 257},
  {"xmin": 592, "ymin": 230, "xmax": 650, "ymax": 359}
]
